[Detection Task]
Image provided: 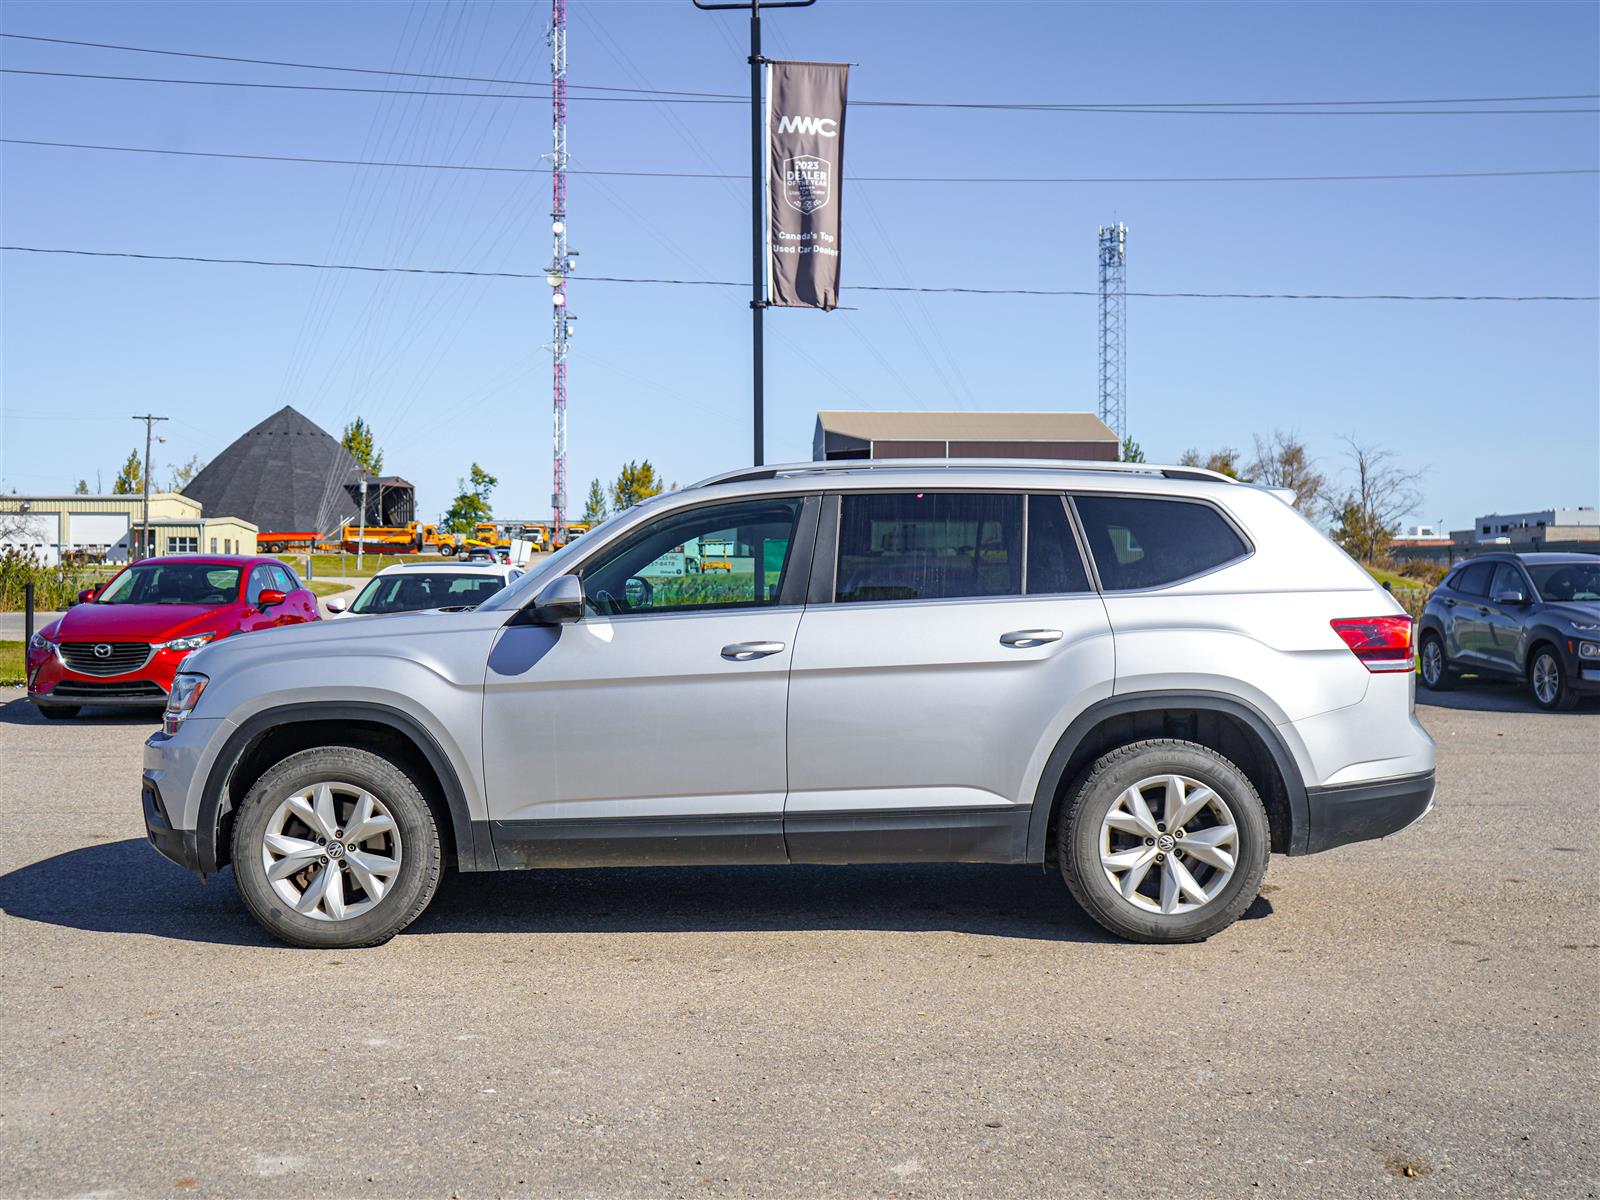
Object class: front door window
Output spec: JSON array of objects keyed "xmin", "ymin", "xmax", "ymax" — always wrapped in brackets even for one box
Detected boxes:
[{"xmin": 579, "ymin": 498, "xmax": 805, "ymax": 616}]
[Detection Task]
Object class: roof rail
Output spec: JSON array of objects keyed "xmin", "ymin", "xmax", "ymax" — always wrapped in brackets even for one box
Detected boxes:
[{"xmin": 688, "ymin": 457, "xmax": 1238, "ymax": 490}]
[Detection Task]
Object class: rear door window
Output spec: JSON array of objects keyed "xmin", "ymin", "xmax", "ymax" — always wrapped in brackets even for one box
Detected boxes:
[
  {"xmin": 1073, "ymin": 495, "xmax": 1248, "ymax": 591},
  {"xmin": 836, "ymin": 493, "xmax": 1021, "ymax": 603},
  {"xmin": 1453, "ymin": 562, "xmax": 1493, "ymax": 597},
  {"xmin": 1026, "ymin": 494, "xmax": 1091, "ymax": 594}
]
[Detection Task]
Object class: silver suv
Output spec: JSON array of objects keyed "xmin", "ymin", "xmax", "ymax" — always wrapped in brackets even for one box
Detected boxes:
[{"xmin": 142, "ymin": 459, "xmax": 1436, "ymax": 947}]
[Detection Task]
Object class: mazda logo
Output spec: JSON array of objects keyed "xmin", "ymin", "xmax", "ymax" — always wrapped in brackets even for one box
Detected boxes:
[{"xmin": 92, "ymin": 644, "xmax": 113, "ymax": 659}]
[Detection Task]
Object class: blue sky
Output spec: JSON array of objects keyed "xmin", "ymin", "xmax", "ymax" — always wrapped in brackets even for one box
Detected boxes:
[{"xmin": 2, "ymin": 0, "xmax": 1596, "ymax": 530}]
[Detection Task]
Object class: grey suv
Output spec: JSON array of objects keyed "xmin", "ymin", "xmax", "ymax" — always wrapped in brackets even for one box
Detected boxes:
[
  {"xmin": 142, "ymin": 459, "xmax": 1436, "ymax": 948},
  {"xmin": 1418, "ymin": 552, "xmax": 1600, "ymax": 711}
]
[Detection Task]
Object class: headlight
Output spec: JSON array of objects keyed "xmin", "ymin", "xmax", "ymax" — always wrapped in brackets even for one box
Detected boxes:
[
  {"xmin": 163, "ymin": 671, "xmax": 209, "ymax": 735},
  {"xmin": 1579, "ymin": 641, "xmax": 1600, "ymax": 660},
  {"xmin": 28, "ymin": 631, "xmax": 57, "ymax": 654},
  {"xmin": 161, "ymin": 632, "xmax": 217, "ymax": 653}
]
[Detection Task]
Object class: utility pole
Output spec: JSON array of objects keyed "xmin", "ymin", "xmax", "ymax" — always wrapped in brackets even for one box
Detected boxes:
[
  {"xmin": 547, "ymin": 0, "xmax": 576, "ymax": 547},
  {"xmin": 131, "ymin": 414, "xmax": 168, "ymax": 560},
  {"xmin": 1097, "ymin": 223, "xmax": 1128, "ymax": 446},
  {"xmin": 692, "ymin": 0, "xmax": 816, "ymax": 466}
]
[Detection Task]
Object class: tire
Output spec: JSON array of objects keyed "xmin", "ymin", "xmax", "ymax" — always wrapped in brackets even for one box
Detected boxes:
[
  {"xmin": 38, "ymin": 705, "xmax": 81, "ymax": 720},
  {"xmin": 231, "ymin": 745, "xmax": 443, "ymax": 949},
  {"xmin": 1418, "ymin": 632, "xmax": 1458, "ymax": 691},
  {"xmin": 437, "ymin": 544, "xmax": 455, "ymax": 556},
  {"xmin": 1528, "ymin": 645, "xmax": 1580, "ymax": 712},
  {"xmin": 1057, "ymin": 739, "xmax": 1270, "ymax": 944}
]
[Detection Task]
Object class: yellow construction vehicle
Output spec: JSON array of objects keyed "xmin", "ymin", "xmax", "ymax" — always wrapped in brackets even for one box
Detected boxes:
[{"xmin": 341, "ymin": 521, "xmax": 457, "ymax": 556}]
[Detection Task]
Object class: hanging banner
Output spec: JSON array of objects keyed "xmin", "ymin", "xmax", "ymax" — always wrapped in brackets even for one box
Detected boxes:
[{"xmin": 766, "ymin": 60, "xmax": 849, "ymax": 310}]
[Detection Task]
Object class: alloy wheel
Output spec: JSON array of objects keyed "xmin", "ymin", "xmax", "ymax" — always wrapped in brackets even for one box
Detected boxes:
[
  {"xmin": 1421, "ymin": 639, "xmax": 1443, "ymax": 686},
  {"xmin": 1532, "ymin": 654, "xmax": 1560, "ymax": 706},
  {"xmin": 1100, "ymin": 774, "xmax": 1239, "ymax": 915},
  {"xmin": 261, "ymin": 782, "xmax": 402, "ymax": 921}
]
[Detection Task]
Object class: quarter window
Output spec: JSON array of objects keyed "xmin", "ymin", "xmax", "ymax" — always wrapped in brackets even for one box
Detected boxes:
[
  {"xmin": 837, "ymin": 493, "xmax": 1021, "ymax": 603},
  {"xmin": 1074, "ymin": 495, "xmax": 1248, "ymax": 591},
  {"xmin": 580, "ymin": 497, "xmax": 804, "ymax": 616},
  {"xmin": 1026, "ymin": 494, "xmax": 1090, "ymax": 594}
]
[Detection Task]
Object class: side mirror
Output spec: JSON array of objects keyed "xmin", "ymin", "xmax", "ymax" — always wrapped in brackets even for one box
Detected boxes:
[
  {"xmin": 258, "ymin": 588, "xmax": 287, "ymax": 611},
  {"xmin": 77, "ymin": 587, "xmax": 98, "ymax": 604},
  {"xmin": 532, "ymin": 574, "xmax": 585, "ymax": 624},
  {"xmin": 325, "ymin": 597, "xmax": 347, "ymax": 614},
  {"xmin": 1492, "ymin": 590, "xmax": 1528, "ymax": 606}
]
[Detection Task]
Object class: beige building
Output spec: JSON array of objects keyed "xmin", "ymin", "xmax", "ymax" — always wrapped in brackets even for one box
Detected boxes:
[
  {"xmin": 0, "ymin": 494, "xmax": 258, "ymax": 563},
  {"xmin": 814, "ymin": 410, "xmax": 1119, "ymax": 462}
]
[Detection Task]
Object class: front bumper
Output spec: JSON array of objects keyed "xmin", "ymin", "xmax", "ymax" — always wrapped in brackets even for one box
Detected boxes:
[
  {"xmin": 28, "ymin": 646, "xmax": 177, "ymax": 709},
  {"xmin": 142, "ymin": 775, "xmax": 203, "ymax": 873},
  {"xmin": 1301, "ymin": 770, "xmax": 1436, "ymax": 855}
]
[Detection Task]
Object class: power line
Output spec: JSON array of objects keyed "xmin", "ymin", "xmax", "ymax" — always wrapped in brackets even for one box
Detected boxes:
[
  {"xmin": 4, "ymin": 67, "xmax": 1597, "ymax": 115},
  {"xmin": 5, "ymin": 245, "xmax": 1594, "ymax": 301},
  {"xmin": 7, "ymin": 138, "xmax": 1597, "ymax": 185},
  {"xmin": 4, "ymin": 32, "xmax": 1596, "ymax": 111}
]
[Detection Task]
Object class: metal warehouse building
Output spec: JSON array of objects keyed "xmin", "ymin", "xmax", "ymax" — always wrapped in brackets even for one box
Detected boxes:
[
  {"xmin": 0, "ymin": 494, "xmax": 258, "ymax": 563},
  {"xmin": 814, "ymin": 410, "xmax": 1119, "ymax": 462}
]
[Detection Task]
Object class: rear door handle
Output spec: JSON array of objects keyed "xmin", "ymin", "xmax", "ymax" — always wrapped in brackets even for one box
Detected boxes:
[
  {"xmin": 1000, "ymin": 629, "xmax": 1064, "ymax": 647},
  {"xmin": 721, "ymin": 641, "xmax": 786, "ymax": 660}
]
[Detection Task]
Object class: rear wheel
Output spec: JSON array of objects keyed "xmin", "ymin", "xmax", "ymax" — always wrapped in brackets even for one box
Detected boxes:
[
  {"xmin": 437, "ymin": 543, "xmax": 456, "ymax": 556},
  {"xmin": 1057, "ymin": 739, "xmax": 1270, "ymax": 943},
  {"xmin": 1529, "ymin": 646, "xmax": 1579, "ymax": 712},
  {"xmin": 231, "ymin": 746, "xmax": 442, "ymax": 948},
  {"xmin": 38, "ymin": 705, "xmax": 81, "ymax": 720},
  {"xmin": 1419, "ymin": 633, "xmax": 1458, "ymax": 691}
]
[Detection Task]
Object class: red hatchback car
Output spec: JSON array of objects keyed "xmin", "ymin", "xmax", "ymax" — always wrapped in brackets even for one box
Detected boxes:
[{"xmin": 26, "ymin": 555, "xmax": 320, "ymax": 718}]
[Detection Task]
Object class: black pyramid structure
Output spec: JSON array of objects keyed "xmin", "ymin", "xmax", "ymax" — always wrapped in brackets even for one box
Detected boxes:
[{"xmin": 183, "ymin": 406, "xmax": 366, "ymax": 535}]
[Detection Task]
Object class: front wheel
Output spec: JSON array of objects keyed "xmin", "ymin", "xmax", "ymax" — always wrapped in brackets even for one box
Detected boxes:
[
  {"xmin": 231, "ymin": 746, "xmax": 442, "ymax": 948},
  {"xmin": 1529, "ymin": 647, "xmax": 1579, "ymax": 712},
  {"xmin": 1058, "ymin": 739, "xmax": 1270, "ymax": 943},
  {"xmin": 437, "ymin": 543, "xmax": 456, "ymax": 556}
]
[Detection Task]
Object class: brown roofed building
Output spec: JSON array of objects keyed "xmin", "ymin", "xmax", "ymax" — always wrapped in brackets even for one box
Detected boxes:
[{"xmin": 814, "ymin": 410, "xmax": 1119, "ymax": 462}]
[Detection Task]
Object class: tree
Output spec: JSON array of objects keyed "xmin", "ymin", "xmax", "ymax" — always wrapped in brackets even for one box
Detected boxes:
[
  {"xmin": 341, "ymin": 417, "xmax": 384, "ymax": 477},
  {"xmin": 112, "ymin": 450, "xmax": 143, "ymax": 495},
  {"xmin": 1325, "ymin": 436, "xmax": 1425, "ymax": 563},
  {"xmin": 582, "ymin": 478, "xmax": 610, "ymax": 524},
  {"xmin": 1119, "ymin": 436, "xmax": 1145, "ymax": 464},
  {"xmin": 73, "ymin": 479, "xmax": 90, "ymax": 495},
  {"xmin": 443, "ymin": 463, "xmax": 498, "ymax": 534},
  {"xmin": 1178, "ymin": 446, "xmax": 1244, "ymax": 479},
  {"xmin": 1245, "ymin": 430, "xmax": 1326, "ymax": 514},
  {"xmin": 609, "ymin": 460, "xmax": 664, "ymax": 511},
  {"xmin": 166, "ymin": 454, "xmax": 206, "ymax": 493}
]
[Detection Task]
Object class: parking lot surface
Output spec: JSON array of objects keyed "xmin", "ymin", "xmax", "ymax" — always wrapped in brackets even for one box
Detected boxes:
[{"xmin": 0, "ymin": 683, "xmax": 1595, "ymax": 1198}]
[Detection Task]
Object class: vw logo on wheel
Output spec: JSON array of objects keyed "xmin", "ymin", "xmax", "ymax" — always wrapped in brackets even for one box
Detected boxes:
[{"xmin": 92, "ymin": 643, "xmax": 113, "ymax": 659}]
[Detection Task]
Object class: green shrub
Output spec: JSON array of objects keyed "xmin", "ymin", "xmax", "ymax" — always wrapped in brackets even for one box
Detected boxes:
[{"xmin": 0, "ymin": 551, "xmax": 111, "ymax": 612}]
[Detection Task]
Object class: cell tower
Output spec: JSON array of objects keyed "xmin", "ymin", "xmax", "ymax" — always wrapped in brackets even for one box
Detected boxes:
[
  {"xmin": 547, "ymin": 0, "xmax": 575, "ymax": 543},
  {"xmin": 1097, "ymin": 222, "xmax": 1128, "ymax": 445}
]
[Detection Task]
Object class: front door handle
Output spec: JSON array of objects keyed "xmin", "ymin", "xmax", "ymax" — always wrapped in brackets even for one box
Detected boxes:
[
  {"xmin": 1000, "ymin": 629, "xmax": 1064, "ymax": 647},
  {"xmin": 721, "ymin": 641, "xmax": 786, "ymax": 660}
]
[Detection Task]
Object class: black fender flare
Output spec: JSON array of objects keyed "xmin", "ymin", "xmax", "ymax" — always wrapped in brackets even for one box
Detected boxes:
[
  {"xmin": 1025, "ymin": 690, "xmax": 1311, "ymax": 862},
  {"xmin": 195, "ymin": 701, "xmax": 490, "ymax": 876},
  {"xmin": 1522, "ymin": 624, "xmax": 1576, "ymax": 674}
]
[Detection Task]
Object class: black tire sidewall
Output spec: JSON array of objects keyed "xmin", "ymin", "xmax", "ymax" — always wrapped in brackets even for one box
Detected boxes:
[
  {"xmin": 231, "ymin": 746, "xmax": 441, "ymax": 948},
  {"xmin": 1420, "ymin": 633, "xmax": 1455, "ymax": 689},
  {"xmin": 1528, "ymin": 649, "xmax": 1573, "ymax": 712},
  {"xmin": 1060, "ymin": 741, "xmax": 1270, "ymax": 943}
]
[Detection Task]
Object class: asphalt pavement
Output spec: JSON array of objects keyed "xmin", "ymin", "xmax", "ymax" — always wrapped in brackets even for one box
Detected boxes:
[{"xmin": 0, "ymin": 681, "xmax": 1594, "ymax": 1198}]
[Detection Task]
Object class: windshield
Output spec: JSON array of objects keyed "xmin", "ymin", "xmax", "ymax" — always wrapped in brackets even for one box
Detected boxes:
[
  {"xmin": 350, "ymin": 571, "xmax": 509, "ymax": 615},
  {"xmin": 1528, "ymin": 562, "xmax": 1600, "ymax": 603},
  {"xmin": 96, "ymin": 562, "xmax": 241, "ymax": 606},
  {"xmin": 475, "ymin": 504, "xmax": 640, "ymax": 612}
]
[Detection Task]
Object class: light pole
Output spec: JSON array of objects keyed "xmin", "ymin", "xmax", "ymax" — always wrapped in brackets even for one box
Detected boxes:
[
  {"xmin": 691, "ymin": 0, "xmax": 816, "ymax": 466},
  {"xmin": 357, "ymin": 477, "xmax": 368, "ymax": 574},
  {"xmin": 131, "ymin": 414, "xmax": 168, "ymax": 559}
]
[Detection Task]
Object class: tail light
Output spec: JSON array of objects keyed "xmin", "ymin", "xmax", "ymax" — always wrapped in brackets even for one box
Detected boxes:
[{"xmin": 1330, "ymin": 616, "xmax": 1414, "ymax": 673}]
